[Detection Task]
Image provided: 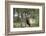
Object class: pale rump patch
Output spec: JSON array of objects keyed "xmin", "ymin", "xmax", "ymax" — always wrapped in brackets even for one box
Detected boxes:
[{"xmin": 29, "ymin": 18, "xmax": 35, "ymax": 24}]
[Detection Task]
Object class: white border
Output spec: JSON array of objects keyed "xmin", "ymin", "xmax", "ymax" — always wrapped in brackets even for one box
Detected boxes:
[{"xmin": 10, "ymin": 5, "xmax": 42, "ymax": 32}]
